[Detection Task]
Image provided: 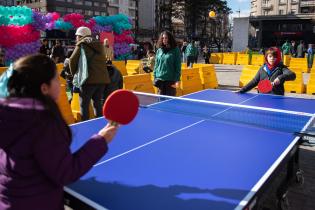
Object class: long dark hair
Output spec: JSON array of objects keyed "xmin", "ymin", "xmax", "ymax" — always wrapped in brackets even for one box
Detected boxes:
[
  {"xmin": 7, "ymin": 54, "xmax": 72, "ymax": 138},
  {"xmin": 156, "ymin": 31, "xmax": 177, "ymax": 50}
]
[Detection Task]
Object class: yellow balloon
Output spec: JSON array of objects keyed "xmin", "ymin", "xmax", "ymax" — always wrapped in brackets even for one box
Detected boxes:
[{"xmin": 209, "ymin": 11, "xmax": 216, "ymax": 17}]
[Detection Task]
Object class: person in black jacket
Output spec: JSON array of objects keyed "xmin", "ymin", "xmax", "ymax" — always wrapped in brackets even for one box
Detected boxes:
[{"xmin": 238, "ymin": 47, "xmax": 296, "ymax": 95}]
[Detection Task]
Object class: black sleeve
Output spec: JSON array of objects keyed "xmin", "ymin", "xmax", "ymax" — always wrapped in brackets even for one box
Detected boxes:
[{"xmin": 278, "ymin": 67, "xmax": 296, "ymax": 82}]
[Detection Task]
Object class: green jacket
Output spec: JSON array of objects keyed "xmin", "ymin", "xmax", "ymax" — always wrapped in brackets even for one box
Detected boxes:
[
  {"xmin": 281, "ymin": 42, "xmax": 292, "ymax": 55},
  {"xmin": 185, "ymin": 43, "xmax": 198, "ymax": 57},
  {"xmin": 69, "ymin": 36, "xmax": 110, "ymax": 85},
  {"xmin": 154, "ymin": 47, "xmax": 181, "ymax": 82}
]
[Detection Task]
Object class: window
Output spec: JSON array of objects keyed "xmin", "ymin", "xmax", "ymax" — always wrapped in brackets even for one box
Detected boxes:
[
  {"xmin": 291, "ymin": 9, "xmax": 296, "ymax": 14},
  {"xmin": 263, "ymin": 10, "xmax": 269, "ymax": 15},
  {"xmin": 56, "ymin": 7, "xmax": 66, "ymax": 12},
  {"xmin": 109, "ymin": 0, "xmax": 118, "ymax": 3},
  {"xmin": 279, "ymin": 0, "xmax": 286, "ymax": 4},
  {"xmin": 56, "ymin": 0, "xmax": 65, "ymax": 2},
  {"xmin": 94, "ymin": 2, "xmax": 99, "ymax": 6},
  {"xmin": 108, "ymin": 7, "xmax": 118, "ymax": 15},
  {"xmin": 101, "ymin": 12, "xmax": 107, "ymax": 16},
  {"xmin": 279, "ymin": 9, "xmax": 284, "ymax": 14},
  {"xmin": 101, "ymin": 3, "xmax": 107, "ymax": 7},
  {"xmin": 85, "ymin": 1, "xmax": 92, "ymax": 6},
  {"xmin": 74, "ymin": 0, "xmax": 83, "ymax": 5},
  {"xmin": 74, "ymin": 9, "xmax": 83, "ymax": 13},
  {"xmin": 67, "ymin": 8, "xmax": 73, "ymax": 12},
  {"xmin": 129, "ymin": 0, "xmax": 136, "ymax": 7},
  {"xmin": 85, "ymin": 10, "xmax": 93, "ymax": 16},
  {"xmin": 129, "ymin": 9, "xmax": 136, "ymax": 17},
  {"xmin": 94, "ymin": 11, "xmax": 100, "ymax": 15}
]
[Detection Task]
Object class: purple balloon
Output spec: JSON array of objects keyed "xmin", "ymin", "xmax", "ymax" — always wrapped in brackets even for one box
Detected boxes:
[{"xmin": 5, "ymin": 40, "xmax": 41, "ymax": 62}]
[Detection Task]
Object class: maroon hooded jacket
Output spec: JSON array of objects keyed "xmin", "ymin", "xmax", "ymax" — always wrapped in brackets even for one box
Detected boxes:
[{"xmin": 0, "ymin": 98, "xmax": 108, "ymax": 210}]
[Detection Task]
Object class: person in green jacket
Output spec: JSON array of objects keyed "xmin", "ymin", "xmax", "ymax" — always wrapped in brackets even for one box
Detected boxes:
[
  {"xmin": 185, "ymin": 41, "xmax": 198, "ymax": 67},
  {"xmin": 281, "ymin": 40, "xmax": 292, "ymax": 56},
  {"xmin": 153, "ymin": 31, "xmax": 181, "ymax": 96}
]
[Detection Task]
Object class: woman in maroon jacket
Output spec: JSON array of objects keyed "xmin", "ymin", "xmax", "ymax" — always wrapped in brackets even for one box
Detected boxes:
[{"xmin": 0, "ymin": 54, "xmax": 118, "ymax": 210}]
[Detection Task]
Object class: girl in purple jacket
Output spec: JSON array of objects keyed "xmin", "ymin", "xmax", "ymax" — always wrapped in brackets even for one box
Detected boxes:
[{"xmin": 0, "ymin": 54, "xmax": 118, "ymax": 210}]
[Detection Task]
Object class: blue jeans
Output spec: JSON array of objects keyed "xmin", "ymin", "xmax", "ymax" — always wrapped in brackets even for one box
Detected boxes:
[{"xmin": 79, "ymin": 84, "xmax": 106, "ymax": 121}]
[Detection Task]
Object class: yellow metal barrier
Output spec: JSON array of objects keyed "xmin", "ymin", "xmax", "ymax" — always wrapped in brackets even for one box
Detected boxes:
[
  {"xmin": 284, "ymin": 72, "xmax": 305, "ymax": 94},
  {"xmin": 126, "ymin": 60, "xmax": 140, "ymax": 75},
  {"xmin": 210, "ymin": 53, "xmax": 223, "ymax": 64},
  {"xmin": 283, "ymin": 55, "xmax": 291, "ymax": 66},
  {"xmin": 288, "ymin": 57, "xmax": 309, "ymax": 73},
  {"xmin": 70, "ymin": 93, "xmax": 95, "ymax": 122},
  {"xmin": 0, "ymin": 67, "xmax": 7, "ymax": 74},
  {"xmin": 222, "ymin": 53, "xmax": 237, "ymax": 65},
  {"xmin": 236, "ymin": 53, "xmax": 250, "ymax": 65},
  {"xmin": 194, "ymin": 64, "xmax": 218, "ymax": 89},
  {"xmin": 180, "ymin": 67, "xmax": 203, "ymax": 95},
  {"xmin": 123, "ymin": 73, "xmax": 155, "ymax": 93},
  {"xmin": 57, "ymin": 85, "xmax": 75, "ymax": 124},
  {"xmin": 112, "ymin": 60, "xmax": 127, "ymax": 76},
  {"xmin": 239, "ymin": 65, "xmax": 260, "ymax": 87},
  {"xmin": 250, "ymin": 55, "xmax": 264, "ymax": 66},
  {"xmin": 306, "ymin": 73, "xmax": 315, "ymax": 95}
]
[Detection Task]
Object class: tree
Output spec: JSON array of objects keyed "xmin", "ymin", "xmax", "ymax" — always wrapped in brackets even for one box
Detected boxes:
[{"xmin": 170, "ymin": 0, "xmax": 231, "ymax": 48}]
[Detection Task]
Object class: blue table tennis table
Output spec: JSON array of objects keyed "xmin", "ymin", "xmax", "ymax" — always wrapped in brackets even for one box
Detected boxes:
[{"xmin": 64, "ymin": 89, "xmax": 315, "ymax": 210}]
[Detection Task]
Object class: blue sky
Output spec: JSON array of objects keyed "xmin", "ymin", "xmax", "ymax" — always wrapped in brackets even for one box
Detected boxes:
[{"xmin": 227, "ymin": 0, "xmax": 251, "ymax": 18}]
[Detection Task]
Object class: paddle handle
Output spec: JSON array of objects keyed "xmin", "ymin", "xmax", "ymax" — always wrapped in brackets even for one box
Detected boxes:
[{"xmin": 109, "ymin": 120, "xmax": 119, "ymax": 127}]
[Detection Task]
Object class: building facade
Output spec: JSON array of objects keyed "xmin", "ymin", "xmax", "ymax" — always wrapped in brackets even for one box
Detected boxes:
[
  {"xmin": 0, "ymin": 0, "xmax": 15, "ymax": 6},
  {"xmin": 137, "ymin": 0, "xmax": 155, "ymax": 41},
  {"xmin": 249, "ymin": 0, "xmax": 315, "ymax": 48},
  {"xmin": 16, "ymin": 0, "xmax": 108, "ymax": 17}
]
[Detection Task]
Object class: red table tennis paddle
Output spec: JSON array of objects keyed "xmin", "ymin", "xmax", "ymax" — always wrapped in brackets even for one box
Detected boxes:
[
  {"xmin": 258, "ymin": 79, "xmax": 273, "ymax": 93},
  {"xmin": 103, "ymin": 89, "xmax": 139, "ymax": 125}
]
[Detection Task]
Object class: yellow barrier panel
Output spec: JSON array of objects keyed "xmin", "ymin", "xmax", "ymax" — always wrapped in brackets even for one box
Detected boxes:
[
  {"xmin": 193, "ymin": 64, "xmax": 218, "ymax": 89},
  {"xmin": 288, "ymin": 67, "xmax": 304, "ymax": 73},
  {"xmin": 0, "ymin": 67, "xmax": 7, "ymax": 74},
  {"xmin": 239, "ymin": 65, "xmax": 260, "ymax": 87},
  {"xmin": 283, "ymin": 55, "xmax": 291, "ymax": 66},
  {"xmin": 70, "ymin": 93, "xmax": 95, "ymax": 122},
  {"xmin": 123, "ymin": 73, "xmax": 155, "ymax": 93},
  {"xmin": 57, "ymin": 85, "xmax": 75, "ymax": 124},
  {"xmin": 306, "ymin": 73, "xmax": 315, "ymax": 95},
  {"xmin": 222, "ymin": 53, "xmax": 236, "ymax": 65},
  {"xmin": 236, "ymin": 54, "xmax": 249, "ymax": 65},
  {"xmin": 284, "ymin": 72, "xmax": 305, "ymax": 94},
  {"xmin": 126, "ymin": 60, "xmax": 140, "ymax": 75},
  {"xmin": 288, "ymin": 57, "xmax": 309, "ymax": 73},
  {"xmin": 112, "ymin": 60, "xmax": 127, "ymax": 76},
  {"xmin": 180, "ymin": 67, "xmax": 203, "ymax": 95},
  {"xmin": 56, "ymin": 63, "xmax": 66, "ymax": 85},
  {"xmin": 250, "ymin": 55, "xmax": 264, "ymax": 66},
  {"xmin": 210, "ymin": 53, "xmax": 223, "ymax": 64}
]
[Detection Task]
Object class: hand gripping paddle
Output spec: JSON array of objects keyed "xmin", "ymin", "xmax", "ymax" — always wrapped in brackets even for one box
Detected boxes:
[
  {"xmin": 258, "ymin": 79, "xmax": 273, "ymax": 93},
  {"xmin": 103, "ymin": 90, "xmax": 139, "ymax": 125}
]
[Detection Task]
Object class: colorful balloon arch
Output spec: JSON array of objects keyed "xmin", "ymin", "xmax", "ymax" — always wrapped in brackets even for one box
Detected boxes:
[{"xmin": 0, "ymin": 6, "xmax": 134, "ymax": 62}]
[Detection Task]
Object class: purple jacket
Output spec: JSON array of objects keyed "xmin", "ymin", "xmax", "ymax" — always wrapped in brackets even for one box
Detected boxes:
[{"xmin": 0, "ymin": 98, "xmax": 108, "ymax": 210}]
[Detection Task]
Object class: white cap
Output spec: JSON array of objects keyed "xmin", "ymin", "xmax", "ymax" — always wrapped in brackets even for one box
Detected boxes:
[{"xmin": 75, "ymin": 27, "xmax": 91, "ymax": 37}]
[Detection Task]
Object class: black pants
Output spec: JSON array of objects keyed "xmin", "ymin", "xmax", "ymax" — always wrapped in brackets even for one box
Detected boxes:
[
  {"xmin": 155, "ymin": 80, "xmax": 176, "ymax": 96},
  {"xmin": 187, "ymin": 56, "xmax": 195, "ymax": 68}
]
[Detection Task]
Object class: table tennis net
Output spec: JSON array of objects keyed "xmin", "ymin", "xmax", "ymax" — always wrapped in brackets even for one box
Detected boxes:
[{"xmin": 135, "ymin": 92, "xmax": 314, "ymax": 134}]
